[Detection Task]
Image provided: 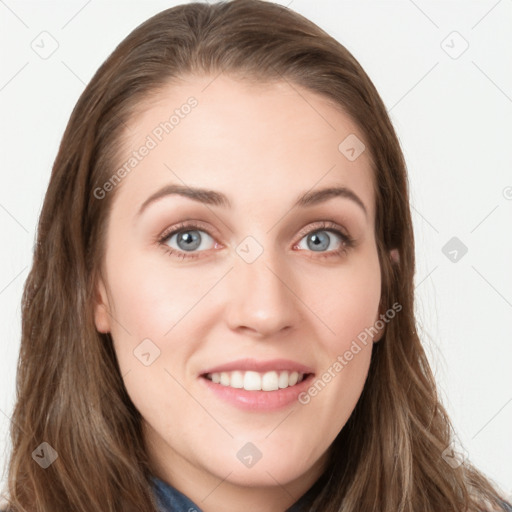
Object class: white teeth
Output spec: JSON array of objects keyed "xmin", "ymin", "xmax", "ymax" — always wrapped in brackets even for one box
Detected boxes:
[
  {"xmin": 278, "ymin": 371, "xmax": 289, "ymax": 389},
  {"xmin": 230, "ymin": 370, "xmax": 244, "ymax": 388},
  {"xmin": 206, "ymin": 370, "xmax": 306, "ymax": 391},
  {"xmin": 261, "ymin": 371, "xmax": 279, "ymax": 391},
  {"xmin": 244, "ymin": 371, "xmax": 261, "ymax": 390}
]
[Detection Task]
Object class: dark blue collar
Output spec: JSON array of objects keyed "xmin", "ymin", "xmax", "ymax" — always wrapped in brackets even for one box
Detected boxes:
[
  {"xmin": 150, "ymin": 474, "xmax": 314, "ymax": 512},
  {"xmin": 151, "ymin": 473, "xmax": 512, "ymax": 512}
]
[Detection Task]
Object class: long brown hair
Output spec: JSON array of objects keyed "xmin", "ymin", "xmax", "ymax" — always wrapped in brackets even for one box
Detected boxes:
[{"xmin": 2, "ymin": 1, "xmax": 509, "ymax": 510}]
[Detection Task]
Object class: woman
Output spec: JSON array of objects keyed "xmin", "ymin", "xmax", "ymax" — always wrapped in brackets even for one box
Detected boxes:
[{"xmin": 2, "ymin": 1, "xmax": 510, "ymax": 511}]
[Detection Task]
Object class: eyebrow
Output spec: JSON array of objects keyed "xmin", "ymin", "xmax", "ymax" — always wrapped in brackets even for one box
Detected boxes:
[{"xmin": 137, "ymin": 184, "xmax": 368, "ymax": 218}]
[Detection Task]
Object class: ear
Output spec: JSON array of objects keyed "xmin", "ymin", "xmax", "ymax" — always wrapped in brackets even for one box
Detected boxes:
[
  {"xmin": 372, "ymin": 308, "xmax": 385, "ymax": 343},
  {"xmin": 373, "ymin": 248, "xmax": 400, "ymax": 343},
  {"xmin": 93, "ymin": 276, "xmax": 111, "ymax": 333}
]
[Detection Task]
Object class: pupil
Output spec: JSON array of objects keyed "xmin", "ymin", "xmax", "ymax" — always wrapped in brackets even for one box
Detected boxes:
[
  {"xmin": 178, "ymin": 231, "xmax": 201, "ymax": 251},
  {"xmin": 309, "ymin": 232, "xmax": 329, "ymax": 251}
]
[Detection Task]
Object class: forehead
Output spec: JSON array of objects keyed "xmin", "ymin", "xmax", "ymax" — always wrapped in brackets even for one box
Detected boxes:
[{"xmin": 112, "ymin": 74, "xmax": 376, "ymax": 223}]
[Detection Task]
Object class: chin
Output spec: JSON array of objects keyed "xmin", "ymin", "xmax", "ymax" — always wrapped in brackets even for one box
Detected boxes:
[
  {"xmin": 204, "ymin": 447, "xmax": 318, "ymax": 488},
  {"xmin": 225, "ymin": 465, "xmax": 306, "ymax": 488}
]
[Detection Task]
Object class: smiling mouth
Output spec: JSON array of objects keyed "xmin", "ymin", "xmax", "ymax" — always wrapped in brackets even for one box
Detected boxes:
[{"xmin": 202, "ymin": 370, "xmax": 313, "ymax": 391}]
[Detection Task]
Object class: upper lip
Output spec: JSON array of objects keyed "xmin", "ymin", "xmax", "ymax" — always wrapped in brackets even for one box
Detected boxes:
[{"xmin": 199, "ymin": 358, "xmax": 315, "ymax": 376}]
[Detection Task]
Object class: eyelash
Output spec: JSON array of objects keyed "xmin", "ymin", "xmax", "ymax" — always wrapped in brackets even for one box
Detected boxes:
[{"xmin": 156, "ymin": 220, "xmax": 356, "ymax": 261}]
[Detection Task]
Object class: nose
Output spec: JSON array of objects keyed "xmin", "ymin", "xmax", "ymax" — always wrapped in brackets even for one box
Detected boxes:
[{"xmin": 224, "ymin": 245, "xmax": 301, "ymax": 338}]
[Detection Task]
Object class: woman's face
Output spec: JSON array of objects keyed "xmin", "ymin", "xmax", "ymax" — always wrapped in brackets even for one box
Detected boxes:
[{"xmin": 94, "ymin": 74, "xmax": 384, "ymax": 507}]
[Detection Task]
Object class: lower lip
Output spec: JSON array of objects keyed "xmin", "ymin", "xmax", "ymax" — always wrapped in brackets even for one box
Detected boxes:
[{"xmin": 199, "ymin": 374, "xmax": 314, "ymax": 411}]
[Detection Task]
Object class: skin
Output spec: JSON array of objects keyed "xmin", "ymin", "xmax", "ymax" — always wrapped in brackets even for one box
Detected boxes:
[{"xmin": 94, "ymin": 74, "xmax": 387, "ymax": 512}]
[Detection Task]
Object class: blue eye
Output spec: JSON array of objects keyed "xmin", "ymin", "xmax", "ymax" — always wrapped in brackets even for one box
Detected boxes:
[
  {"xmin": 293, "ymin": 224, "xmax": 355, "ymax": 260},
  {"xmin": 159, "ymin": 225, "xmax": 215, "ymax": 260},
  {"xmin": 158, "ymin": 221, "xmax": 355, "ymax": 261},
  {"xmin": 296, "ymin": 229, "xmax": 348, "ymax": 253}
]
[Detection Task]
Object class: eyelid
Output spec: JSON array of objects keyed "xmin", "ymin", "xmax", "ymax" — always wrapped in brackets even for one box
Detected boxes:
[
  {"xmin": 158, "ymin": 219, "xmax": 221, "ymax": 243},
  {"xmin": 156, "ymin": 218, "xmax": 355, "ymax": 260},
  {"xmin": 158, "ymin": 219, "xmax": 351, "ymax": 245},
  {"xmin": 294, "ymin": 220, "xmax": 351, "ymax": 243}
]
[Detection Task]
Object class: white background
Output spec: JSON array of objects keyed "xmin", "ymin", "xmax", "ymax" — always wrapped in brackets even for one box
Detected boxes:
[{"xmin": 1, "ymin": 0, "xmax": 511, "ymax": 502}]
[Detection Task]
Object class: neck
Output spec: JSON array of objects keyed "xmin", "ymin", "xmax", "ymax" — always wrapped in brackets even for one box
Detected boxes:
[{"xmin": 145, "ymin": 425, "xmax": 328, "ymax": 512}]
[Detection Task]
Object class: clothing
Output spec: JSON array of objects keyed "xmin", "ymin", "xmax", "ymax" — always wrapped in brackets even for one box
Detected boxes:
[
  {"xmin": 150, "ymin": 474, "xmax": 314, "ymax": 512},
  {"xmin": 1, "ymin": 478, "xmax": 510, "ymax": 511},
  {"xmin": 150, "ymin": 474, "xmax": 512, "ymax": 512}
]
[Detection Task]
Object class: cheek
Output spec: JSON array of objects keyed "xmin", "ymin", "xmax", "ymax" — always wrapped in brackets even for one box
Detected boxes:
[
  {"xmin": 106, "ymin": 249, "xmax": 203, "ymax": 337},
  {"xmin": 306, "ymin": 252, "xmax": 382, "ymax": 349},
  {"xmin": 297, "ymin": 252, "xmax": 380, "ymax": 420},
  {"xmin": 104, "ymin": 249, "xmax": 220, "ymax": 396},
  {"xmin": 104, "ymin": 254, "xmax": 203, "ymax": 422}
]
